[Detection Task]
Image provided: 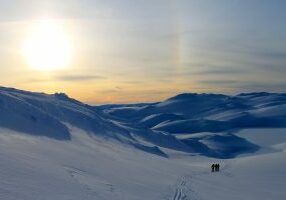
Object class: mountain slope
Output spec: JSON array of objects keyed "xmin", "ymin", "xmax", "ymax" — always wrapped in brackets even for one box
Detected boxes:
[
  {"xmin": 0, "ymin": 87, "xmax": 286, "ymax": 199},
  {"xmin": 1, "ymin": 87, "xmax": 286, "ymax": 159}
]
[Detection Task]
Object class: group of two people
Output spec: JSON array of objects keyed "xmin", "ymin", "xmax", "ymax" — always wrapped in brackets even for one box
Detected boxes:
[{"xmin": 211, "ymin": 163, "xmax": 220, "ymax": 172}]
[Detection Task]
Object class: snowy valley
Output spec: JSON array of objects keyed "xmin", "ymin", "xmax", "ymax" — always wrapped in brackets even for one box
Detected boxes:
[{"xmin": 0, "ymin": 87, "xmax": 286, "ymax": 200}]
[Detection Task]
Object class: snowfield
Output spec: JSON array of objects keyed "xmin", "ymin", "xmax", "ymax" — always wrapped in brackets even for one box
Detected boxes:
[
  {"xmin": 0, "ymin": 87, "xmax": 286, "ymax": 199},
  {"xmin": 0, "ymin": 127, "xmax": 285, "ymax": 200}
]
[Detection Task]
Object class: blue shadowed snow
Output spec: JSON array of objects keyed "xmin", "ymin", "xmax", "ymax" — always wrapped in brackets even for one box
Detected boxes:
[{"xmin": 1, "ymin": 86, "xmax": 286, "ymax": 158}]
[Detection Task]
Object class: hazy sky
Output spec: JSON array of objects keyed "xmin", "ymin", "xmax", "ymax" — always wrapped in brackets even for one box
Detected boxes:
[{"xmin": 0, "ymin": 0, "xmax": 286, "ymax": 104}]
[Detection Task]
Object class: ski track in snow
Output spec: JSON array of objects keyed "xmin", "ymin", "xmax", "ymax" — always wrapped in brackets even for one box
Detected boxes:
[
  {"xmin": 64, "ymin": 166, "xmax": 117, "ymax": 199},
  {"xmin": 172, "ymin": 177, "xmax": 185, "ymax": 200},
  {"xmin": 169, "ymin": 161, "xmax": 233, "ymax": 200},
  {"xmin": 170, "ymin": 174, "xmax": 202, "ymax": 200},
  {"xmin": 64, "ymin": 166, "xmax": 99, "ymax": 197}
]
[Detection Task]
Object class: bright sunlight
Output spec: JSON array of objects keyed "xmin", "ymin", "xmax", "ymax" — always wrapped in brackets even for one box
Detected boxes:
[{"xmin": 22, "ymin": 20, "xmax": 73, "ymax": 71}]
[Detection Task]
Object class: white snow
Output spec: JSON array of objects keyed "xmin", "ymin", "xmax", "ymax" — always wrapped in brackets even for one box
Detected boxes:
[
  {"xmin": 0, "ymin": 88, "xmax": 286, "ymax": 199},
  {"xmin": 0, "ymin": 126, "xmax": 285, "ymax": 200}
]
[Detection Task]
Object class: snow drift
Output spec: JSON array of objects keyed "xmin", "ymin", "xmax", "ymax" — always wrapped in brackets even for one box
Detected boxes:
[
  {"xmin": 1, "ymin": 87, "xmax": 286, "ymax": 158},
  {"xmin": 0, "ymin": 87, "xmax": 286, "ymax": 199}
]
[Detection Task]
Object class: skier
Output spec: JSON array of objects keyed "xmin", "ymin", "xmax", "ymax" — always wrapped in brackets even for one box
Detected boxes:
[
  {"xmin": 211, "ymin": 164, "xmax": 215, "ymax": 172},
  {"xmin": 215, "ymin": 164, "xmax": 218, "ymax": 172},
  {"xmin": 214, "ymin": 163, "xmax": 220, "ymax": 172}
]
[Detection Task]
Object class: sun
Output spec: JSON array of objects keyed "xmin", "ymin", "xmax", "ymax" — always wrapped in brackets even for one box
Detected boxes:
[{"xmin": 22, "ymin": 20, "xmax": 73, "ymax": 71}]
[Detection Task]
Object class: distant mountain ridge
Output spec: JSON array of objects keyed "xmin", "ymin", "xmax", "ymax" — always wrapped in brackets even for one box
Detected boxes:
[{"xmin": 1, "ymin": 86, "xmax": 286, "ymax": 158}]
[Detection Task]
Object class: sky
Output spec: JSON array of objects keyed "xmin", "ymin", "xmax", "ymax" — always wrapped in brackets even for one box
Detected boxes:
[{"xmin": 0, "ymin": 0, "xmax": 286, "ymax": 104}]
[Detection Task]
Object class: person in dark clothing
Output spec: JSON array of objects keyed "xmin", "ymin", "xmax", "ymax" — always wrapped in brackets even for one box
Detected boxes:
[
  {"xmin": 214, "ymin": 163, "xmax": 220, "ymax": 172},
  {"xmin": 211, "ymin": 163, "xmax": 221, "ymax": 172},
  {"xmin": 214, "ymin": 163, "xmax": 218, "ymax": 172}
]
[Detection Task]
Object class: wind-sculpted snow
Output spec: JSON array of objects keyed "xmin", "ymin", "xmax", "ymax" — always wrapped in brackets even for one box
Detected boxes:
[
  {"xmin": 104, "ymin": 92, "xmax": 286, "ymax": 131},
  {"xmin": 0, "ymin": 87, "xmax": 193, "ymax": 156},
  {"xmin": 0, "ymin": 88, "xmax": 70, "ymax": 140},
  {"xmin": 100, "ymin": 92, "xmax": 286, "ymax": 158},
  {"xmin": 0, "ymin": 127, "xmax": 284, "ymax": 200},
  {"xmin": 1, "ymin": 87, "xmax": 286, "ymax": 158},
  {"xmin": 0, "ymin": 87, "xmax": 286, "ymax": 200},
  {"xmin": 153, "ymin": 119, "xmax": 229, "ymax": 134},
  {"xmin": 198, "ymin": 133, "xmax": 259, "ymax": 158},
  {"xmin": 0, "ymin": 87, "xmax": 133, "ymax": 140},
  {"xmin": 139, "ymin": 113, "xmax": 185, "ymax": 128}
]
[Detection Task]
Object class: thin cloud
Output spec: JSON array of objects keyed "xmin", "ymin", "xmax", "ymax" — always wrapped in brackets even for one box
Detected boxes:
[
  {"xmin": 115, "ymin": 86, "xmax": 123, "ymax": 90},
  {"xmin": 57, "ymin": 75, "xmax": 107, "ymax": 82},
  {"xmin": 257, "ymin": 51, "xmax": 286, "ymax": 60},
  {"xmin": 199, "ymin": 80, "xmax": 239, "ymax": 85},
  {"xmin": 193, "ymin": 68, "xmax": 247, "ymax": 75},
  {"xmin": 120, "ymin": 80, "xmax": 144, "ymax": 85},
  {"xmin": 237, "ymin": 82, "xmax": 286, "ymax": 90}
]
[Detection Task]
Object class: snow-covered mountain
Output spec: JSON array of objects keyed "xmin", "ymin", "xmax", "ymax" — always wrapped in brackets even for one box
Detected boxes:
[
  {"xmin": 0, "ymin": 87, "xmax": 286, "ymax": 199},
  {"xmin": 99, "ymin": 92, "xmax": 286, "ymax": 157},
  {"xmin": 2, "ymin": 87, "xmax": 286, "ymax": 158},
  {"xmin": 102, "ymin": 92, "xmax": 286, "ymax": 130}
]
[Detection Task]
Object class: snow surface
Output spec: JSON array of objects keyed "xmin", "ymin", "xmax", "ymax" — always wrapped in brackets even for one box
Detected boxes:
[
  {"xmin": 0, "ymin": 87, "xmax": 286, "ymax": 199},
  {"xmin": 0, "ymin": 127, "xmax": 285, "ymax": 200}
]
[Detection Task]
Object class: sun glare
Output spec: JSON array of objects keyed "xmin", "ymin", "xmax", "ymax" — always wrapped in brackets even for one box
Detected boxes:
[{"xmin": 22, "ymin": 20, "xmax": 73, "ymax": 71}]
